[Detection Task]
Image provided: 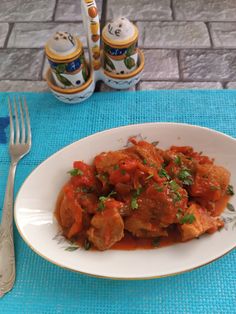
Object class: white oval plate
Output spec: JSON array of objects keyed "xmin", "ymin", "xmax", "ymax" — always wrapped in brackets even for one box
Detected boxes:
[{"xmin": 15, "ymin": 123, "xmax": 236, "ymax": 279}]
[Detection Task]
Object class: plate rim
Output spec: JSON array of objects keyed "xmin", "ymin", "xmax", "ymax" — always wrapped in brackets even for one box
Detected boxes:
[{"xmin": 14, "ymin": 122, "xmax": 236, "ymax": 279}]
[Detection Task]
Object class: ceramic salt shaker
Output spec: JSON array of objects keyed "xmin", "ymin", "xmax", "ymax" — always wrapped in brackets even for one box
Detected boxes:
[
  {"xmin": 102, "ymin": 17, "xmax": 138, "ymax": 75},
  {"xmin": 45, "ymin": 32, "xmax": 89, "ymax": 88}
]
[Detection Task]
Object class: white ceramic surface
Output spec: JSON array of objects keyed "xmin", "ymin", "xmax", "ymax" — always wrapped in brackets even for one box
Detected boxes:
[
  {"xmin": 102, "ymin": 67, "xmax": 142, "ymax": 89},
  {"xmin": 46, "ymin": 69, "xmax": 95, "ymax": 104},
  {"xmin": 46, "ymin": 32, "xmax": 78, "ymax": 56},
  {"xmin": 103, "ymin": 17, "xmax": 136, "ymax": 43},
  {"xmin": 14, "ymin": 123, "xmax": 236, "ymax": 279}
]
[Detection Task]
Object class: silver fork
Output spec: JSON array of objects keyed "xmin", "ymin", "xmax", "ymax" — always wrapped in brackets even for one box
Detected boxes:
[{"xmin": 0, "ymin": 97, "xmax": 31, "ymax": 297}]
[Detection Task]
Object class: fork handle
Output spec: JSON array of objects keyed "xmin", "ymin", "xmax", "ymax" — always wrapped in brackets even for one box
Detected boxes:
[{"xmin": 0, "ymin": 162, "xmax": 16, "ymax": 297}]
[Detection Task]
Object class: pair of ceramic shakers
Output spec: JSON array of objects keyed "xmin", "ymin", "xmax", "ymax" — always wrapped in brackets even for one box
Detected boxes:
[{"xmin": 45, "ymin": 0, "xmax": 145, "ymax": 104}]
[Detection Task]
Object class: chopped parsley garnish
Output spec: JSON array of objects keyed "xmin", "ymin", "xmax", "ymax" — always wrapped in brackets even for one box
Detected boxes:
[
  {"xmin": 178, "ymin": 168, "xmax": 193, "ymax": 185},
  {"xmin": 227, "ymin": 203, "xmax": 235, "ymax": 212},
  {"xmin": 84, "ymin": 239, "xmax": 91, "ymax": 250},
  {"xmin": 158, "ymin": 168, "xmax": 170, "ymax": 180},
  {"xmin": 76, "ymin": 187, "xmax": 94, "ymax": 193},
  {"xmin": 130, "ymin": 188, "xmax": 142, "ymax": 210},
  {"xmin": 154, "ymin": 183, "xmax": 163, "ymax": 192},
  {"xmin": 176, "ymin": 212, "xmax": 182, "ymax": 220},
  {"xmin": 169, "ymin": 180, "xmax": 182, "ymax": 203},
  {"xmin": 152, "ymin": 237, "xmax": 160, "ymax": 247},
  {"xmin": 113, "ymin": 164, "xmax": 119, "ymax": 170},
  {"xmin": 151, "ymin": 141, "xmax": 159, "ymax": 146},
  {"xmin": 136, "ymin": 187, "xmax": 143, "ymax": 196},
  {"xmin": 97, "ymin": 198, "xmax": 106, "ymax": 211},
  {"xmin": 67, "ymin": 168, "xmax": 84, "ymax": 176},
  {"xmin": 169, "ymin": 180, "xmax": 180, "ymax": 192},
  {"xmin": 65, "ymin": 246, "xmax": 78, "ymax": 252},
  {"xmin": 226, "ymin": 184, "xmax": 234, "ymax": 196},
  {"xmin": 174, "ymin": 155, "xmax": 181, "ymax": 166},
  {"xmin": 131, "ymin": 196, "xmax": 139, "ymax": 210},
  {"xmin": 121, "ymin": 169, "xmax": 126, "ymax": 175},
  {"xmin": 179, "ymin": 213, "xmax": 196, "ymax": 224},
  {"xmin": 143, "ymin": 159, "xmax": 147, "ymax": 165},
  {"xmin": 97, "ymin": 191, "xmax": 117, "ymax": 211},
  {"xmin": 172, "ymin": 191, "xmax": 182, "ymax": 203},
  {"xmin": 210, "ymin": 186, "xmax": 220, "ymax": 191},
  {"xmin": 146, "ymin": 174, "xmax": 154, "ymax": 180}
]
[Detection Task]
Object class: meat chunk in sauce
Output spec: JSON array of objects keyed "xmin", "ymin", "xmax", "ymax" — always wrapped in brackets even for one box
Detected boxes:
[
  {"xmin": 190, "ymin": 164, "xmax": 230, "ymax": 201},
  {"xmin": 179, "ymin": 203, "xmax": 224, "ymax": 241},
  {"xmin": 57, "ymin": 191, "xmax": 83, "ymax": 239},
  {"xmin": 124, "ymin": 181, "xmax": 188, "ymax": 237},
  {"xmin": 87, "ymin": 199, "xmax": 124, "ymax": 250}
]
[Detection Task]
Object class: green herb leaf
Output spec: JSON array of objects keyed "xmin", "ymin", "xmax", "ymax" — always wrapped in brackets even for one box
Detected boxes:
[
  {"xmin": 76, "ymin": 187, "xmax": 92, "ymax": 193},
  {"xmin": 146, "ymin": 174, "xmax": 154, "ymax": 180},
  {"xmin": 178, "ymin": 168, "xmax": 193, "ymax": 185},
  {"xmin": 210, "ymin": 186, "xmax": 220, "ymax": 191},
  {"xmin": 65, "ymin": 246, "xmax": 78, "ymax": 252},
  {"xmin": 174, "ymin": 155, "xmax": 181, "ymax": 166},
  {"xmin": 108, "ymin": 191, "xmax": 117, "ymax": 198},
  {"xmin": 84, "ymin": 239, "xmax": 91, "ymax": 250},
  {"xmin": 169, "ymin": 180, "xmax": 180, "ymax": 192},
  {"xmin": 97, "ymin": 201, "xmax": 105, "ymax": 212},
  {"xmin": 227, "ymin": 203, "xmax": 235, "ymax": 212},
  {"xmin": 97, "ymin": 191, "xmax": 117, "ymax": 211},
  {"xmin": 179, "ymin": 213, "xmax": 196, "ymax": 224},
  {"xmin": 68, "ymin": 169, "xmax": 83, "ymax": 176},
  {"xmin": 130, "ymin": 187, "xmax": 143, "ymax": 210},
  {"xmin": 151, "ymin": 141, "xmax": 159, "ymax": 146},
  {"xmin": 113, "ymin": 164, "xmax": 119, "ymax": 170},
  {"xmin": 158, "ymin": 168, "xmax": 170, "ymax": 180},
  {"xmin": 172, "ymin": 191, "xmax": 182, "ymax": 203},
  {"xmin": 136, "ymin": 187, "xmax": 143, "ymax": 196},
  {"xmin": 131, "ymin": 196, "xmax": 138, "ymax": 210},
  {"xmin": 121, "ymin": 169, "xmax": 126, "ymax": 175},
  {"xmin": 142, "ymin": 159, "xmax": 147, "ymax": 165},
  {"xmin": 152, "ymin": 237, "xmax": 160, "ymax": 247},
  {"xmin": 176, "ymin": 212, "xmax": 182, "ymax": 220},
  {"xmin": 153, "ymin": 183, "xmax": 163, "ymax": 192},
  {"xmin": 226, "ymin": 185, "xmax": 234, "ymax": 196}
]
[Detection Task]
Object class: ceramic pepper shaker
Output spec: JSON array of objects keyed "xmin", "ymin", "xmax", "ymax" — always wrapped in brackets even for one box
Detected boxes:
[
  {"xmin": 45, "ymin": 32, "xmax": 89, "ymax": 88},
  {"xmin": 102, "ymin": 17, "xmax": 139, "ymax": 75}
]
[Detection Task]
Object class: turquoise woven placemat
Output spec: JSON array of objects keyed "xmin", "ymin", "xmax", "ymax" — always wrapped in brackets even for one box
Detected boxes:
[{"xmin": 0, "ymin": 90, "xmax": 236, "ymax": 313}]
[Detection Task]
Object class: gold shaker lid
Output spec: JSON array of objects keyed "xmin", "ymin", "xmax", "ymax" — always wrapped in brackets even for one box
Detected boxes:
[
  {"xmin": 102, "ymin": 17, "xmax": 138, "ymax": 48},
  {"xmin": 45, "ymin": 32, "xmax": 83, "ymax": 63}
]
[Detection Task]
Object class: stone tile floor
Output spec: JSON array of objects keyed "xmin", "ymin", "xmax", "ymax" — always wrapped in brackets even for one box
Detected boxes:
[{"xmin": 1, "ymin": 0, "xmax": 236, "ymax": 92}]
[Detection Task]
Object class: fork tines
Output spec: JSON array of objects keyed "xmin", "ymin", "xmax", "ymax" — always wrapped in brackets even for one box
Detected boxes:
[{"xmin": 8, "ymin": 96, "xmax": 31, "ymax": 145}]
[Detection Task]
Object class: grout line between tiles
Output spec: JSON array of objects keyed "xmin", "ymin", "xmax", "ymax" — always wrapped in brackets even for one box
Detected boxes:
[
  {"xmin": 3, "ymin": 23, "xmax": 14, "ymax": 48},
  {"xmin": 52, "ymin": 0, "xmax": 58, "ymax": 21}
]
